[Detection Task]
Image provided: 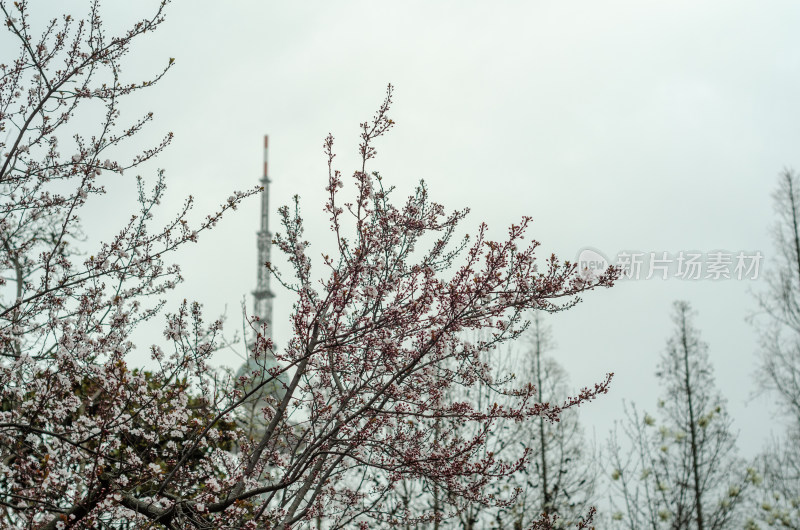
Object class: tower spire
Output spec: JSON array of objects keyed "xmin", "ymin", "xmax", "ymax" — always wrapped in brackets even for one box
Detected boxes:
[{"xmin": 253, "ymin": 135, "xmax": 274, "ymax": 343}]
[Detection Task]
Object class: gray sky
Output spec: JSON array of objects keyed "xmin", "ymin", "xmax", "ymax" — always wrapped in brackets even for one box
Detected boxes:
[{"xmin": 54, "ymin": 0, "xmax": 800, "ymax": 458}]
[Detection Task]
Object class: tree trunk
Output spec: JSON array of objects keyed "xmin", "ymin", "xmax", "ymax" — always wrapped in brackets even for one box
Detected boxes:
[
  {"xmin": 679, "ymin": 306, "xmax": 704, "ymax": 530},
  {"xmin": 534, "ymin": 316, "xmax": 552, "ymax": 516}
]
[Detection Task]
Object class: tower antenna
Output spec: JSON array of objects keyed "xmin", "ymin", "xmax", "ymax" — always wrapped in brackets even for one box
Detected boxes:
[{"xmin": 252, "ymin": 135, "xmax": 274, "ymax": 344}]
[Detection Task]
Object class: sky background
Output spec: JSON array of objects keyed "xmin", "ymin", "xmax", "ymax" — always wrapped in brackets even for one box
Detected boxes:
[{"xmin": 22, "ymin": 1, "xmax": 800, "ymax": 458}]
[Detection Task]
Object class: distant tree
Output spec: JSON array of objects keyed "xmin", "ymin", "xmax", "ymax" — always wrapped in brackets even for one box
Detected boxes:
[
  {"xmin": 749, "ymin": 169, "xmax": 800, "ymax": 528},
  {"xmin": 384, "ymin": 313, "xmax": 599, "ymax": 530},
  {"xmin": 495, "ymin": 312, "xmax": 598, "ymax": 529},
  {"xmin": 754, "ymin": 170, "xmax": 800, "ymax": 422},
  {"xmin": 443, "ymin": 345, "xmax": 527, "ymax": 530},
  {"xmin": 749, "ymin": 440, "xmax": 800, "ymax": 529},
  {"xmin": 0, "ymin": 2, "xmax": 618, "ymax": 527},
  {"xmin": 430, "ymin": 341, "xmax": 533, "ymax": 530},
  {"xmin": 607, "ymin": 301, "xmax": 747, "ymax": 530}
]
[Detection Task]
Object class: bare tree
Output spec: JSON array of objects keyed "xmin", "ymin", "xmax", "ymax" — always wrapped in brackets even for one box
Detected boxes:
[
  {"xmin": 755, "ymin": 170, "xmax": 800, "ymax": 420},
  {"xmin": 749, "ymin": 168, "xmax": 800, "ymax": 528},
  {"xmin": 607, "ymin": 301, "xmax": 747, "ymax": 530},
  {"xmin": 494, "ymin": 312, "xmax": 598, "ymax": 530},
  {"xmin": 387, "ymin": 313, "xmax": 599, "ymax": 530}
]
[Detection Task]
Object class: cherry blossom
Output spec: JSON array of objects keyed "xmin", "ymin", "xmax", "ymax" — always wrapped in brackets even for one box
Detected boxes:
[{"xmin": 0, "ymin": 2, "xmax": 617, "ymax": 527}]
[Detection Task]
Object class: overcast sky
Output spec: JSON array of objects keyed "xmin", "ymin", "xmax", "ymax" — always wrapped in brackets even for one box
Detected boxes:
[{"xmin": 31, "ymin": 0, "xmax": 800, "ymax": 458}]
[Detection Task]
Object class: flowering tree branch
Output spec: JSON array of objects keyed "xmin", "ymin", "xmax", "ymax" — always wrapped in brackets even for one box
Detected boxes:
[{"xmin": 0, "ymin": 2, "xmax": 616, "ymax": 526}]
